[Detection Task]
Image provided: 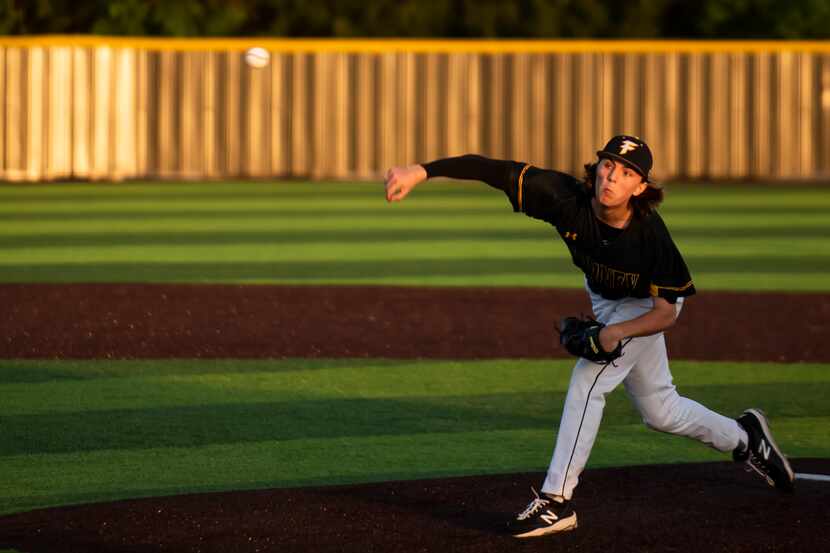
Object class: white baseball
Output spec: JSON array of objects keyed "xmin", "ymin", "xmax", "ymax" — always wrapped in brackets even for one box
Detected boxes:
[{"xmin": 244, "ymin": 47, "xmax": 270, "ymax": 69}]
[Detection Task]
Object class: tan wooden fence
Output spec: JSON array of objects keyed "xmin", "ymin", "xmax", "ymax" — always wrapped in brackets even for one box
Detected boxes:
[{"xmin": 1, "ymin": 37, "xmax": 829, "ymax": 182}]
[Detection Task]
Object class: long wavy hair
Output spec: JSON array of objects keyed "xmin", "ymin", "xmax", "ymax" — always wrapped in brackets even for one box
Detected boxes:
[{"xmin": 582, "ymin": 162, "xmax": 663, "ymax": 218}]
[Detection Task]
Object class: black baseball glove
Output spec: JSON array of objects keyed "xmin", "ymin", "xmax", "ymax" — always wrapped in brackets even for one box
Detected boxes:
[{"xmin": 558, "ymin": 316, "xmax": 623, "ymax": 365}]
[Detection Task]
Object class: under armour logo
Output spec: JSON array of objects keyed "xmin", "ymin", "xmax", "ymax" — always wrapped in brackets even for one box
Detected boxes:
[{"xmin": 619, "ymin": 140, "xmax": 640, "ymax": 154}]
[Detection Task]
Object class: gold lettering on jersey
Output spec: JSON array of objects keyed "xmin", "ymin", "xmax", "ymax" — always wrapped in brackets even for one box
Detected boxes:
[
  {"xmin": 562, "ymin": 231, "xmax": 578, "ymax": 241},
  {"xmin": 590, "ymin": 261, "xmax": 640, "ymax": 291}
]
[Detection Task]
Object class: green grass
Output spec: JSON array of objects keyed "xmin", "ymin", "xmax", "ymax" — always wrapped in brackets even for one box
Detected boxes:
[
  {"xmin": 0, "ymin": 181, "xmax": 829, "ymax": 290},
  {"xmin": 1, "ymin": 358, "xmax": 828, "ymax": 516},
  {"xmin": 1, "ymin": 181, "xmax": 827, "ymax": 517}
]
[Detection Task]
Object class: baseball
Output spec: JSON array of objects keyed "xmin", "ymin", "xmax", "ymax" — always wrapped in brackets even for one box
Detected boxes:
[{"xmin": 244, "ymin": 47, "xmax": 270, "ymax": 69}]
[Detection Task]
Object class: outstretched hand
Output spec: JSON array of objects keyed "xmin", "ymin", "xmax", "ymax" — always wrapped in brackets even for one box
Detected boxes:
[{"xmin": 384, "ymin": 164, "xmax": 427, "ymax": 202}]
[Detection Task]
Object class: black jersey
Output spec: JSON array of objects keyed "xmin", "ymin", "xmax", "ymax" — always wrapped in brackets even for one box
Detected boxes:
[{"xmin": 423, "ymin": 155, "xmax": 696, "ymax": 303}]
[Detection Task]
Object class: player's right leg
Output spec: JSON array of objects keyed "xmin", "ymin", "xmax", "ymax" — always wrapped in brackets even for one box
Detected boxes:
[
  {"xmin": 508, "ymin": 488, "xmax": 578, "ymax": 538},
  {"xmin": 540, "ymin": 293, "xmax": 659, "ymax": 501},
  {"xmin": 539, "ymin": 355, "xmax": 631, "ymax": 501}
]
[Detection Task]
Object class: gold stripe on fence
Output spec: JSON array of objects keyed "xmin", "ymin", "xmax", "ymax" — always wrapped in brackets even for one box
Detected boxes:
[
  {"xmin": 3, "ymin": 36, "xmax": 830, "ymax": 54},
  {"xmin": 1, "ymin": 39, "xmax": 829, "ymax": 182}
]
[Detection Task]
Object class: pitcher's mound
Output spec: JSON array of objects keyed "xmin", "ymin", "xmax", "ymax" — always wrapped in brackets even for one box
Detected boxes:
[{"xmin": 1, "ymin": 460, "xmax": 828, "ymax": 553}]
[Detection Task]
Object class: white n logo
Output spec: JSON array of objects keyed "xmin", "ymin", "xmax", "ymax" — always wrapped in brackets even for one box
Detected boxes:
[
  {"xmin": 758, "ymin": 439, "xmax": 771, "ymax": 460},
  {"xmin": 540, "ymin": 510, "xmax": 559, "ymax": 525}
]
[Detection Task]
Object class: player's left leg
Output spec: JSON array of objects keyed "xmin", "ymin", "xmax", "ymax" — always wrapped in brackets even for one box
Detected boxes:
[
  {"xmin": 623, "ymin": 337, "xmax": 794, "ymax": 490},
  {"xmin": 733, "ymin": 408, "xmax": 795, "ymax": 491},
  {"xmin": 622, "ymin": 335, "xmax": 745, "ymax": 452}
]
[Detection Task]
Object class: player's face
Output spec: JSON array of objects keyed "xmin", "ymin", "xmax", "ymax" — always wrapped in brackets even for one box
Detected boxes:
[{"xmin": 594, "ymin": 158, "xmax": 647, "ymax": 209}]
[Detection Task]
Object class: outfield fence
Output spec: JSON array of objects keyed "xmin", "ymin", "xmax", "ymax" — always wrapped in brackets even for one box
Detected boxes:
[{"xmin": 1, "ymin": 37, "xmax": 829, "ymax": 182}]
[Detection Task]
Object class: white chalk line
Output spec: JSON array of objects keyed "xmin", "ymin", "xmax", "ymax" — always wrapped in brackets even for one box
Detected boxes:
[{"xmin": 794, "ymin": 472, "xmax": 830, "ymax": 482}]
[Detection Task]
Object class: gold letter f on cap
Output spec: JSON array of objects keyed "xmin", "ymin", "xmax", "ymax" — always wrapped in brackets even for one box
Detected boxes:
[{"xmin": 619, "ymin": 140, "xmax": 640, "ymax": 154}]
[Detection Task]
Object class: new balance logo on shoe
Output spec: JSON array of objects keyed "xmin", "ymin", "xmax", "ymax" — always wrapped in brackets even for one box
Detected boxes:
[
  {"xmin": 735, "ymin": 409, "xmax": 795, "ymax": 492},
  {"xmin": 510, "ymin": 488, "xmax": 578, "ymax": 539},
  {"xmin": 758, "ymin": 439, "xmax": 771, "ymax": 461},
  {"xmin": 540, "ymin": 511, "xmax": 559, "ymax": 525}
]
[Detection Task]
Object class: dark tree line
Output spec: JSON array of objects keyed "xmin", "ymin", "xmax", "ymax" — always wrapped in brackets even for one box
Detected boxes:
[{"xmin": 2, "ymin": 0, "xmax": 829, "ymax": 38}]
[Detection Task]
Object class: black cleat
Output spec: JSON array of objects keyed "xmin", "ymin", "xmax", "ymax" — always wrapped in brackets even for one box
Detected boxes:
[
  {"xmin": 509, "ymin": 488, "xmax": 578, "ymax": 538},
  {"xmin": 734, "ymin": 409, "xmax": 795, "ymax": 491}
]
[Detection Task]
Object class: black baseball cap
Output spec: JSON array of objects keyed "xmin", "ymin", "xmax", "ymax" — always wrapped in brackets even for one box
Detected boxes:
[{"xmin": 597, "ymin": 135, "xmax": 654, "ymax": 183}]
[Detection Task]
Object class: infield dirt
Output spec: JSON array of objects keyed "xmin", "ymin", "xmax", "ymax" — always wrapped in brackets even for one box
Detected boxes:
[
  {"xmin": 1, "ymin": 283, "xmax": 828, "ymax": 553},
  {"xmin": 2, "ymin": 460, "xmax": 828, "ymax": 553},
  {"xmin": 2, "ymin": 283, "xmax": 829, "ymax": 362}
]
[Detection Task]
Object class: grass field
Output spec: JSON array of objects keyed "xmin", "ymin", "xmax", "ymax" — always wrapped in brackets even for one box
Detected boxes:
[
  {"xmin": 0, "ymin": 180, "xmax": 828, "ymax": 290},
  {"xmin": 2, "ymin": 358, "xmax": 829, "ymax": 516},
  {"xmin": 2, "ymin": 180, "xmax": 829, "ymax": 517}
]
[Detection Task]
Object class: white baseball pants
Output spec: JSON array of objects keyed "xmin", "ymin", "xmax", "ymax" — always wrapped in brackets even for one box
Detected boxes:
[{"xmin": 541, "ymin": 285, "xmax": 746, "ymax": 500}]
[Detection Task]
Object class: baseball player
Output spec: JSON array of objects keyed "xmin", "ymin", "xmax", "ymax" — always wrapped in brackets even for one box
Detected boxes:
[{"xmin": 384, "ymin": 135, "xmax": 795, "ymax": 539}]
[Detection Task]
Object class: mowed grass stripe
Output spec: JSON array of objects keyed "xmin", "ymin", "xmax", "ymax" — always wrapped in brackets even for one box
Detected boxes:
[
  {"xmin": 1, "ymin": 420, "xmax": 827, "ymax": 516},
  {"xmin": 4, "ymin": 382, "xmax": 829, "ymax": 457},
  {"xmin": 0, "ymin": 429, "xmax": 711, "ymax": 515},
  {"xmin": 3, "ymin": 182, "xmax": 830, "ymax": 219},
  {"xmin": 2, "ymin": 180, "xmax": 829, "ymax": 204},
  {"xmin": 0, "ymin": 240, "xmax": 827, "ymax": 262},
  {"xmin": 1, "ymin": 184, "xmax": 827, "ymax": 235},
  {"xmin": 1, "ymin": 357, "xmax": 826, "ymax": 515},
  {"xmin": 2, "ymin": 205, "xmax": 829, "ymax": 225},
  {"xmin": 4, "ymin": 197, "xmax": 830, "ymax": 216},
  {"xmin": 1, "ymin": 259, "xmax": 828, "ymax": 292},
  {"xmin": 3, "ymin": 358, "xmax": 828, "ymax": 448},
  {"xmin": 0, "ymin": 427, "xmax": 769, "ymax": 513},
  {"xmin": 6, "ymin": 418, "xmax": 827, "ymax": 517},
  {"xmin": 0, "ymin": 181, "xmax": 828, "ymax": 290},
  {"xmin": 3, "ymin": 227, "xmax": 830, "ymax": 251},
  {"xmin": 3, "ymin": 359, "xmax": 829, "ymax": 393}
]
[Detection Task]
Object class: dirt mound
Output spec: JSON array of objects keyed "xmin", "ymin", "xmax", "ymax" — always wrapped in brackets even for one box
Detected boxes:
[
  {"xmin": 2, "ymin": 284, "xmax": 829, "ymax": 362},
  {"xmin": 1, "ymin": 459, "xmax": 828, "ymax": 553}
]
